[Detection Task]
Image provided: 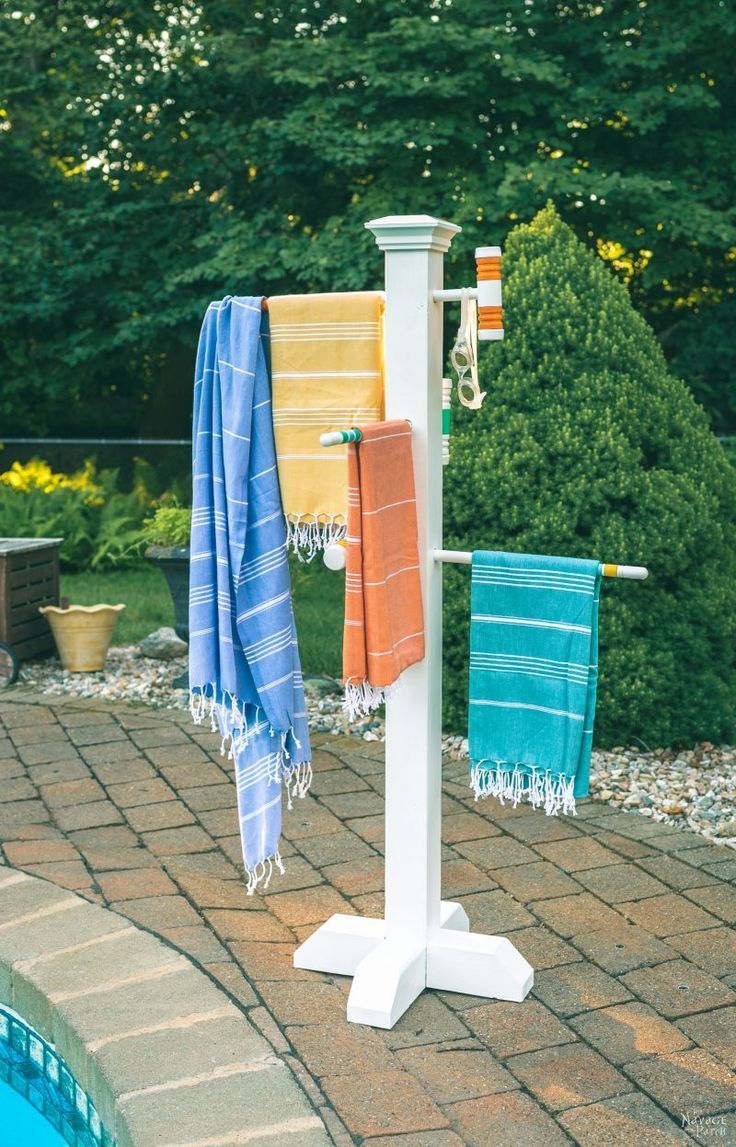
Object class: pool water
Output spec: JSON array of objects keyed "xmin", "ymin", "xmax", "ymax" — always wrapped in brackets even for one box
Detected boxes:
[
  {"xmin": 0, "ymin": 1078, "xmax": 66, "ymax": 1146},
  {"xmin": 0, "ymin": 1006, "xmax": 114, "ymax": 1147}
]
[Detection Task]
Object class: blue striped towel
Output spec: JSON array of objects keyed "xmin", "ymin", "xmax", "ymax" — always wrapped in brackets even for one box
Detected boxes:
[
  {"xmin": 189, "ymin": 296, "xmax": 311, "ymax": 892},
  {"xmin": 469, "ymin": 551, "xmax": 601, "ymax": 816}
]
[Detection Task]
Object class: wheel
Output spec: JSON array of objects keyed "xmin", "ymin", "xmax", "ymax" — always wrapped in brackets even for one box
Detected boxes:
[{"xmin": 0, "ymin": 643, "xmax": 19, "ymax": 688}]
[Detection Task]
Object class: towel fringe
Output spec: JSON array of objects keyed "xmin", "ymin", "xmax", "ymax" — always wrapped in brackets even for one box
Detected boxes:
[
  {"xmin": 470, "ymin": 762, "xmax": 577, "ymax": 817},
  {"xmin": 246, "ymin": 848, "xmax": 286, "ymax": 895},
  {"xmin": 285, "ymin": 514, "xmax": 346, "ymax": 562},
  {"xmin": 190, "ymin": 681, "xmax": 313, "ymax": 804},
  {"xmin": 343, "ymin": 678, "xmax": 399, "ymax": 720}
]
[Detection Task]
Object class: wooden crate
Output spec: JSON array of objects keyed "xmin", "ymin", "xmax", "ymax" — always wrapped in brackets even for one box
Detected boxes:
[{"xmin": 0, "ymin": 539, "xmax": 62, "ymax": 660}]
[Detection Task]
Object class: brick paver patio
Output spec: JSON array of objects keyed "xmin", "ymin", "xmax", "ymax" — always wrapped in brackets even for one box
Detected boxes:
[{"xmin": 1, "ymin": 692, "xmax": 734, "ymax": 1146}]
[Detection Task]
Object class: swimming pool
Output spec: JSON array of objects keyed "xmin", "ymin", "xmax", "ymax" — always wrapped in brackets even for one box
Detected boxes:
[{"xmin": 0, "ymin": 1005, "xmax": 114, "ymax": 1147}]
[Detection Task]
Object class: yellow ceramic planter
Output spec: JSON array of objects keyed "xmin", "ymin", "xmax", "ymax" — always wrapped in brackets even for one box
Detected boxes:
[{"xmin": 39, "ymin": 604, "xmax": 126, "ymax": 672}]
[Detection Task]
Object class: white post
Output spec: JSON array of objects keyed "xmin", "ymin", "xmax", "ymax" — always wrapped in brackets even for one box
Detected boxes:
[{"xmin": 293, "ymin": 214, "xmax": 534, "ymax": 1028}]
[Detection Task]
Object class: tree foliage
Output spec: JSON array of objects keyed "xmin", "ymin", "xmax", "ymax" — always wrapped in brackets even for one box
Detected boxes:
[
  {"xmin": 443, "ymin": 206, "xmax": 736, "ymax": 747},
  {"xmin": 1, "ymin": 1, "xmax": 734, "ymax": 435}
]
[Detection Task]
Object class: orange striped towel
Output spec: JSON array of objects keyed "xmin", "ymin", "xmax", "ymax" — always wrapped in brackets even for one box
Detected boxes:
[{"xmin": 343, "ymin": 420, "xmax": 425, "ymax": 717}]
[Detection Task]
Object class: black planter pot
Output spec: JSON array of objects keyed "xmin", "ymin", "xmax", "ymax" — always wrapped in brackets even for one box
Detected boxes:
[{"xmin": 145, "ymin": 546, "xmax": 189, "ymax": 642}]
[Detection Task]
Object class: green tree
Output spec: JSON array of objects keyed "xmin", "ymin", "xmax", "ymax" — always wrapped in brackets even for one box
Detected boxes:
[
  {"xmin": 1, "ymin": 1, "xmax": 734, "ymax": 435},
  {"xmin": 443, "ymin": 205, "xmax": 736, "ymax": 747}
]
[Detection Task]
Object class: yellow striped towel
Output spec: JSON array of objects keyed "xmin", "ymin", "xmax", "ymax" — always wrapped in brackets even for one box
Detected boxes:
[{"xmin": 268, "ymin": 292, "xmax": 384, "ymax": 557}]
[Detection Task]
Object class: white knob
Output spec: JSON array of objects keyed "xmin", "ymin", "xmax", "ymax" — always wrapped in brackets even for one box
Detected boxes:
[{"xmin": 323, "ymin": 542, "xmax": 347, "ymax": 571}]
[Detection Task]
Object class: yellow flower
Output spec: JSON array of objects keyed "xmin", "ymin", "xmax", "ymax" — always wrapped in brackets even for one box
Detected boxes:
[{"xmin": 0, "ymin": 458, "xmax": 104, "ymax": 504}]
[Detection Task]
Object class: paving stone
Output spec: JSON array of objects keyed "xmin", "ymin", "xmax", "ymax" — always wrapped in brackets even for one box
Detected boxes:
[
  {"xmin": 571, "ymin": 924, "xmax": 677, "ymax": 974},
  {"xmin": 128, "ymin": 725, "xmax": 191, "ymax": 748},
  {"xmin": 110, "ymin": 894, "xmax": 201, "ymax": 930},
  {"xmin": 533, "ymin": 836, "xmax": 624, "ymax": 871},
  {"xmin": 0, "ymin": 799, "xmax": 50, "ymax": 830},
  {"xmin": 3, "ymin": 839, "xmax": 80, "ymax": 866},
  {"xmin": 395, "ymin": 1040, "xmax": 519, "ymax": 1104},
  {"xmin": 558, "ymin": 1090, "xmax": 695, "ymax": 1145},
  {"xmin": 569, "ymin": 1001, "xmax": 692, "ymax": 1064},
  {"xmin": 682, "ymin": 883, "xmax": 736, "ymax": 925},
  {"xmin": 320, "ymin": 1069, "xmax": 448, "ymax": 1139},
  {"xmin": 666, "ymin": 927, "xmax": 736, "ymax": 978},
  {"xmin": 320, "ymin": 855, "xmax": 385, "ymax": 896},
  {"xmin": 677, "ymin": 1007, "xmax": 736, "ymax": 1069},
  {"xmin": 68, "ymin": 724, "xmax": 129, "ymax": 747},
  {"xmin": 0, "ymin": 871, "xmax": 70, "ymax": 927},
  {"xmin": 531, "ymin": 892, "xmax": 626, "ymax": 938},
  {"xmin": 0, "ymin": 756, "xmax": 25, "ymax": 779},
  {"xmin": 197, "ymin": 805, "xmax": 241, "ymax": 837},
  {"xmin": 345, "ymin": 812, "xmax": 384, "ymax": 844},
  {"xmin": 311, "ymin": 768, "xmax": 371, "ymax": 795},
  {"xmin": 674, "ymin": 844, "xmax": 736, "ymax": 870},
  {"xmin": 636, "ymin": 855, "xmax": 721, "ymax": 891},
  {"xmin": 124, "ymin": 800, "xmax": 196, "ymax": 833},
  {"xmin": 81, "ymin": 740, "xmax": 148, "ymax": 767},
  {"xmin": 159, "ymin": 923, "xmax": 229, "ymax": 963},
  {"xmin": 318, "ymin": 789, "xmax": 386, "ymax": 820},
  {"xmin": 532, "ymin": 961, "xmax": 633, "ymax": 1018},
  {"xmin": 594, "ymin": 830, "xmax": 658, "ymax": 859},
  {"xmin": 69, "ymin": 825, "xmax": 140, "ymax": 851},
  {"xmin": 502, "ymin": 813, "xmax": 583, "ymax": 845},
  {"xmin": 286, "ymin": 1021, "xmax": 396, "ymax": 1077},
  {"xmin": 140, "ymin": 825, "xmax": 216, "ymax": 856},
  {"xmin": 53, "ymin": 801, "xmax": 123, "ymax": 832},
  {"xmin": 624, "ymin": 1048, "xmax": 736, "ymax": 1120},
  {"xmin": 39, "ymin": 777, "xmax": 107, "ymax": 808},
  {"xmin": 205, "ymin": 959, "xmax": 259, "ymax": 1007},
  {"xmin": 23, "ymin": 860, "xmax": 93, "ymax": 891},
  {"xmin": 445, "ymin": 1089, "xmax": 572, "ymax": 1147},
  {"xmin": 17, "ymin": 741, "xmax": 83, "ymax": 767},
  {"xmin": 506, "ymin": 1041, "xmax": 631, "ymax": 1111},
  {"xmin": 256, "ymin": 856, "xmax": 324, "ymax": 895},
  {"xmin": 266, "ymin": 886, "xmax": 352, "ymax": 927},
  {"xmin": 455, "ymin": 890, "xmax": 535, "ymax": 934},
  {"xmin": 382, "ymin": 995, "xmax": 471, "ymax": 1050},
  {"xmin": 179, "ymin": 783, "xmax": 237, "ymax": 812},
  {"xmin": 453, "ymin": 836, "xmax": 538, "ymax": 871},
  {"xmin": 169, "ymin": 870, "xmax": 255, "ymax": 909},
  {"xmin": 463, "ymin": 999, "xmax": 575, "ymax": 1059},
  {"xmin": 500, "ymin": 925, "xmax": 582, "ymax": 970},
  {"xmin": 702, "ymin": 859, "xmax": 736, "ymax": 881},
  {"xmin": 576, "ymin": 863, "xmax": 670, "ymax": 904},
  {"xmin": 364, "ymin": 1134, "xmax": 466, "ymax": 1147},
  {"xmin": 96, "ymin": 868, "xmax": 179, "ymax": 901},
  {"xmin": 258, "ymin": 980, "xmax": 353, "ymax": 1027},
  {"xmin": 493, "ymin": 860, "xmax": 581, "ymax": 902},
  {"xmin": 644, "ymin": 831, "xmax": 710, "ymax": 854},
  {"xmin": 105, "ymin": 777, "xmax": 176, "ymax": 807},
  {"xmin": 294, "ymin": 829, "xmax": 376, "ymax": 868},
  {"xmin": 27, "ymin": 759, "xmax": 90, "ymax": 785},
  {"xmin": 156, "ymin": 761, "xmax": 231, "ymax": 792},
  {"xmin": 442, "ymin": 812, "xmax": 501, "ymax": 844},
  {"xmin": 205, "ymin": 908, "xmax": 295, "ymax": 943},
  {"xmin": 621, "ymin": 959, "xmax": 736, "ymax": 1018},
  {"xmin": 281, "ymin": 797, "xmax": 345, "ymax": 840},
  {"xmin": 620, "ymin": 893, "xmax": 721, "ymax": 937},
  {"xmin": 231, "ymin": 940, "xmax": 315, "ymax": 983},
  {"xmin": 0, "ymin": 777, "xmax": 37, "ymax": 803}
]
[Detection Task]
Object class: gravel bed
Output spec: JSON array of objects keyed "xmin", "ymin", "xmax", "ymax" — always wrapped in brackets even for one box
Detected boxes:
[{"xmin": 17, "ymin": 646, "xmax": 735, "ymax": 850}]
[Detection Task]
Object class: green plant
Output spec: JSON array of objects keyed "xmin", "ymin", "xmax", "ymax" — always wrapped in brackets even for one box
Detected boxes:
[
  {"xmin": 141, "ymin": 506, "xmax": 192, "ymax": 548},
  {"xmin": 443, "ymin": 205, "xmax": 736, "ymax": 748},
  {"xmin": 0, "ymin": 458, "xmax": 149, "ymax": 570}
]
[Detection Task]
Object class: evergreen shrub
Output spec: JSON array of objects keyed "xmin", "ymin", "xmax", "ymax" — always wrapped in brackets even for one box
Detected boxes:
[{"xmin": 443, "ymin": 205, "xmax": 736, "ymax": 748}]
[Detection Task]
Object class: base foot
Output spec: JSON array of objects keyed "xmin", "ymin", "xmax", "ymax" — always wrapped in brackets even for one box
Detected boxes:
[{"xmin": 293, "ymin": 903, "xmax": 533, "ymax": 1028}]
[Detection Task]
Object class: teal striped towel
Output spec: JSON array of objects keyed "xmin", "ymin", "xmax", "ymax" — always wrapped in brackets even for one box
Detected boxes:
[{"xmin": 469, "ymin": 551, "xmax": 601, "ymax": 816}]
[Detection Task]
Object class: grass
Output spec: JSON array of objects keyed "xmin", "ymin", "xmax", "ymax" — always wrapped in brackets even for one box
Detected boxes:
[
  {"xmin": 60, "ymin": 557, "xmax": 344, "ymax": 676},
  {"xmin": 61, "ymin": 564, "xmax": 174, "ymax": 646}
]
